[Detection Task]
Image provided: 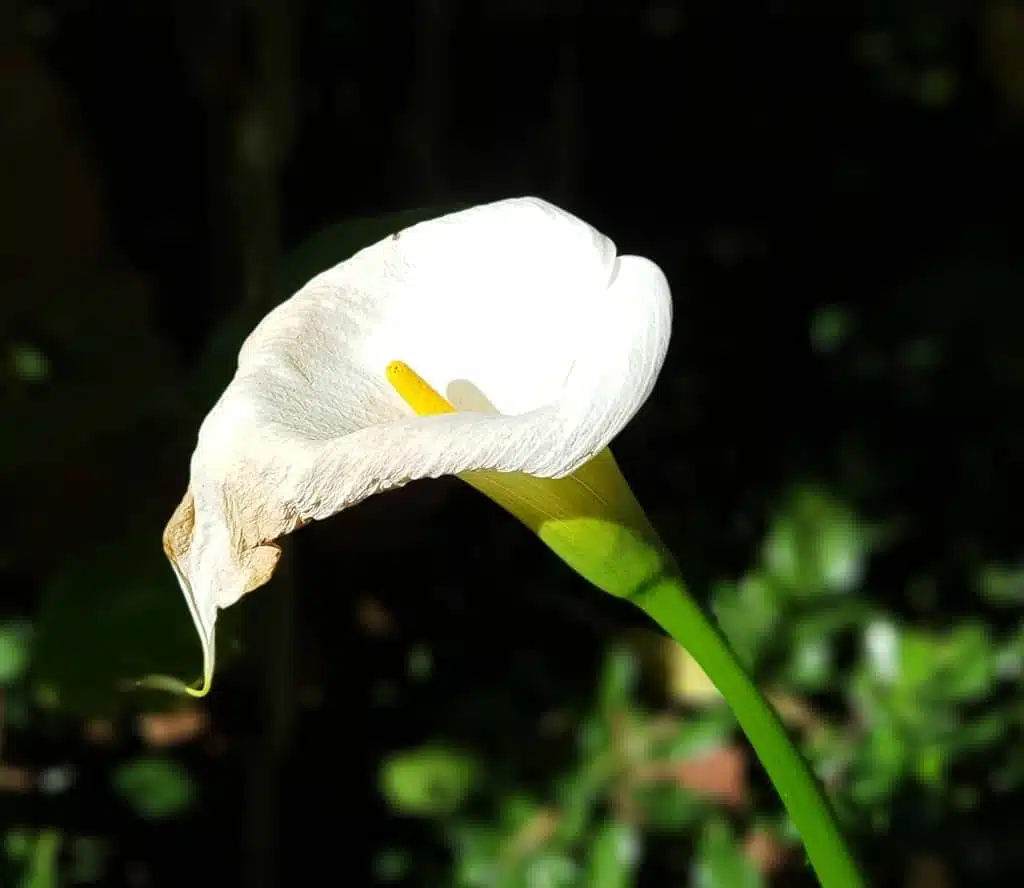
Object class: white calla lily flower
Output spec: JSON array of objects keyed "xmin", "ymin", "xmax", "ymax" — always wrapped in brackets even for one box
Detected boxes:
[{"xmin": 158, "ymin": 197, "xmax": 672, "ymax": 696}]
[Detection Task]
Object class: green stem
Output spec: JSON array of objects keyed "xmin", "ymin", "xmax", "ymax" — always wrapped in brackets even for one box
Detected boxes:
[{"xmin": 634, "ymin": 573, "xmax": 865, "ymax": 888}]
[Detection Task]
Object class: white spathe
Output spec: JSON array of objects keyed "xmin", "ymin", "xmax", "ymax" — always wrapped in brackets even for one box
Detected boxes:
[{"xmin": 163, "ymin": 197, "xmax": 673, "ymax": 693}]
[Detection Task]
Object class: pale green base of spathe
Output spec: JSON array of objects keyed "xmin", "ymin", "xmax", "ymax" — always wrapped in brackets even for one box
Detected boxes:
[
  {"xmin": 463, "ymin": 448, "xmax": 865, "ymax": 888},
  {"xmin": 462, "ymin": 448, "xmax": 667, "ymax": 600}
]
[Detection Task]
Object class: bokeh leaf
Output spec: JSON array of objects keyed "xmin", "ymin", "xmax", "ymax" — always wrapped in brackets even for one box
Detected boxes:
[
  {"xmin": 762, "ymin": 487, "xmax": 868, "ymax": 597},
  {"xmin": 18, "ymin": 831, "xmax": 60, "ymax": 888},
  {"xmin": 524, "ymin": 853, "xmax": 576, "ymax": 888},
  {"xmin": 660, "ymin": 709, "xmax": 735, "ymax": 761},
  {"xmin": 978, "ymin": 564, "xmax": 1024, "ymax": 605},
  {"xmin": 711, "ymin": 576, "xmax": 779, "ymax": 669},
  {"xmin": 585, "ymin": 821, "xmax": 639, "ymax": 888},
  {"xmin": 380, "ymin": 746, "xmax": 479, "ymax": 816},
  {"xmin": 693, "ymin": 818, "xmax": 761, "ymax": 888},
  {"xmin": 0, "ymin": 621, "xmax": 32, "ymax": 686},
  {"xmin": 597, "ymin": 646, "xmax": 638, "ymax": 717},
  {"xmin": 451, "ymin": 823, "xmax": 502, "ymax": 888},
  {"xmin": 633, "ymin": 781, "xmax": 703, "ymax": 831},
  {"xmin": 113, "ymin": 758, "xmax": 196, "ymax": 820}
]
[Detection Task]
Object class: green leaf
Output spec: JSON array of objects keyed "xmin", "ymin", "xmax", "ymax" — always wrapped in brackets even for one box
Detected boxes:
[
  {"xmin": 597, "ymin": 646, "xmax": 638, "ymax": 717},
  {"xmin": 18, "ymin": 830, "xmax": 61, "ymax": 888},
  {"xmin": 5, "ymin": 829, "xmax": 32, "ymax": 862},
  {"xmin": 712, "ymin": 577, "xmax": 780, "ymax": 668},
  {"xmin": 659, "ymin": 709, "xmax": 735, "ymax": 761},
  {"xmin": 451, "ymin": 824, "xmax": 502, "ymax": 888},
  {"xmin": 913, "ymin": 744, "xmax": 947, "ymax": 789},
  {"xmin": 632, "ymin": 781, "xmax": 703, "ymax": 831},
  {"xmin": 113, "ymin": 758, "xmax": 195, "ymax": 820},
  {"xmin": 8, "ymin": 343, "xmax": 51, "ymax": 383},
  {"xmin": 494, "ymin": 866, "xmax": 529, "ymax": 888},
  {"xmin": 942, "ymin": 623, "xmax": 996, "ymax": 701},
  {"xmin": 956, "ymin": 710, "xmax": 1007, "ymax": 752},
  {"xmin": 787, "ymin": 630, "xmax": 833, "ymax": 690},
  {"xmin": 897, "ymin": 630, "xmax": 937, "ymax": 692},
  {"xmin": 407, "ymin": 643, "xmax": 433, "ymax": 681},
  {"xmin": 584, "ymin": 821, "xmax": 639, "ymax": 888},
  {"xmin": 32, "ymin": 528, "xmax": 242, "ymax": 716},
  {"xmin": 863, "ymin": 620, "xmax": 900, "ymax": 685},
  {"xmin": 577, "ymin": 712, "xmax": 611, "ymax": 760},
  {"xmin": 500, "ymin": 795, "xmax": 543, "ymax": 834},
  {"xmin": 372, "ymin": 849, "xmax": 410, "ymax": 884},
  {"xmin": 524, "ymin": 854, "xmax": 577, "ymax": 888},
  {"xmin": 762, "ymin": 487, "xmax": 867, "ymax": 598},
  {"xmin": 810, "ymin": 305, "xmax": 854, "ymax": 354},
  {"xmin": 68, "ymin": 836, "xmax": 108, "ymax": 884},
  {"xmin": 890, "ymin": 623, "xmax": 995, "ymax": 704},
  {"xmin": 692, "ymin": 818, "xmax": 761, "ymax": 888},
  {"xmin": 850, "ymin": 722, "xmax": 905, "ymax": 806},
  {"xmin": 380, "ymin": 746, "xmax": 478, "ymax": 816},
  {"xmin": 554, "ymin": 768, "xmax": 602, "ymax": 844},
  {"xmin": 0, "ymin": 622, "xmax": 31, "ymax": 686},
  {"xmin": 978, "ymin": 564, "xmax": 1024, "ymax": 606}
]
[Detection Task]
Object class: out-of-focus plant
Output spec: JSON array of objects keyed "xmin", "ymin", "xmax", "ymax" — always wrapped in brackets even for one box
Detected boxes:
[
  {"xmin": 378, "ymin": 644, "xmax": 756, "ymax": 888},
  {"xmin": 378, "ymin": 484, "xmax": 1024, "ymax": 886},
  {"xmin": 0, "ymin": 610, "xmax": 198, "ymax": 888}
]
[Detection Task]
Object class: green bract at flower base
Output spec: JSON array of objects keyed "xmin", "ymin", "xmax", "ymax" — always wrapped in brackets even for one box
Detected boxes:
[{"xmin": 148, "ymin": 198, "xmax": 864, "ymax": 888}]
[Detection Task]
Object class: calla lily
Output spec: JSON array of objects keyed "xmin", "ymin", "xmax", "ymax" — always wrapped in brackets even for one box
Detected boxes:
[
  {"xmin": 159, "ymin": 197, "xmax": 672, "ymax": 696},
  {"xmin": 155, "ymin": 197, "xmax": 864, "ymax": 888}
]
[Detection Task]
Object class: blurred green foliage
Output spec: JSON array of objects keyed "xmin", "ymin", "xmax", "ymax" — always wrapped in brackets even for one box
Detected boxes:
[
  {"xmin": 113, "ymin": 758, "xmax": 196, "ymax": 821},
  {"xmin": 376, "ymin": 482, "xmax": 1024, "ymax": 885},
  {"xmin": 382, "ymin": 747, "xmax": 480, "ymax": 817},
  {"xmin": 13, "ymin": 830, "xmax": 60, "ymax": 888},
  {"xmin": 0, "ymin": 621, "xmax": 31, "ymax": 687}
]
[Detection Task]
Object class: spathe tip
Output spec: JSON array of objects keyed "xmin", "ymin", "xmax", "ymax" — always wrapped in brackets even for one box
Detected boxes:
[{"xmin": 129, "ymin": 672, "xmax": 212, "ymax": 698}]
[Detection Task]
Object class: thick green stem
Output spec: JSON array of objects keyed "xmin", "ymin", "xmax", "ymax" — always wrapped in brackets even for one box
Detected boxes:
[{"xmin": 634, "ymin": 573, "xmax": 865, "ymax": 888}]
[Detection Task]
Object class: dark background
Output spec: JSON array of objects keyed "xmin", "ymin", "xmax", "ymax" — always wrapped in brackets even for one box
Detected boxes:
[{"xmin": 3, "ymin": 1, "xmax": 1024, "ymax": 886}]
